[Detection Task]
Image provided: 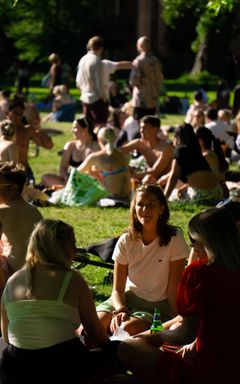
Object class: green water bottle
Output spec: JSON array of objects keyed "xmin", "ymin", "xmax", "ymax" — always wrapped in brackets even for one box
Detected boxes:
[{"xmin": 150, "ymin": 307, "xmax": 163, "ymax": 334}]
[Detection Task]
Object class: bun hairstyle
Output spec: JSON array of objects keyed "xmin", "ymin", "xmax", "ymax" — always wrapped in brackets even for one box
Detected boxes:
[
  {"xmin": 97, "ymin": 127, "xmax": 115, "ymax": 154},
  {"xmin": 0, "ymin": 119, "xmax": 16, "ymax": 139}
]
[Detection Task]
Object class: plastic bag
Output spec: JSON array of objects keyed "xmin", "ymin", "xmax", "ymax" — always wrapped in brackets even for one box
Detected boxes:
[
  {"xmin": 110, "ymin": 325, "xmax": 131, "ymax": 341},
  {"xmin": 61, "ymin": 168, "xmax": 109, "ymax": 207}
]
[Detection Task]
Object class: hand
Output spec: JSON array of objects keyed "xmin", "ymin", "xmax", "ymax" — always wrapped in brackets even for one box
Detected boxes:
[
  {"xmin": 177, "ymin": 340, "xmax": 196, "ymax": 362},
  {"xmin": 177, "ymin": 185, "xmax": 188, "ymax": 198},
  {"xmin": 110, "ymin": 311, "xmax": 129, "ymax": 334},
  {"xmin": 133, "ymin": 333, "xmax": 164, "ymax": 348}
]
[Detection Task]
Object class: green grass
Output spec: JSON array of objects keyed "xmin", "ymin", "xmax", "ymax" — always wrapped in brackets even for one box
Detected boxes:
[{"xmin": 31, "ymin": 116, "xmax": 206, "ymax": 303}]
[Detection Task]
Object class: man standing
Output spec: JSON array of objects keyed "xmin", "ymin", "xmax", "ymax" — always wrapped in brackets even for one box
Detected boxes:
[
  {"xmin": 130, "ymin": 36, "xmax": 163, "ymax": 120},
  {"xmin": 76, "ymin": 36, "xmax": 108, "ymax": 127}
]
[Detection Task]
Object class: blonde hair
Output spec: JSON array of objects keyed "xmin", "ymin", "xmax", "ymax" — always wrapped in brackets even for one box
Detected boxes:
[
  {"xmin": 97, "ymin": 127, "xmax": 115, "ymax": 154},
  {"xmin": 48, "ymin": 53, "xmax": 60, "ymax": 63},
  {"xmin": 86, "ymin": 36, "xmax": 104, "ymax": 51},
  {"xmin": 218, "ymin": 108, "xmax": 232, "ymax": 122},
  {"xmin": 25, "ymin": 219, "xmax": 74, "ymax": 296},
  {"xmin": 53, "ymin": 84, "xmax": 68, "ymax": 96},
  {"xmin": 121, "ymin": 101, "xmax": 133, "ymax": 116}
]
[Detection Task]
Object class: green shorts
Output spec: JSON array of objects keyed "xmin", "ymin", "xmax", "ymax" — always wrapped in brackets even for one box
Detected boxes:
[{"xmin": 96, "ymin": 290, "xmax": 172, "ymax": 324}]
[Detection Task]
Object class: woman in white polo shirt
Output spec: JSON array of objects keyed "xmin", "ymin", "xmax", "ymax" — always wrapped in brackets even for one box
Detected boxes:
[{"xmin": 97, "ymin": 184, "xmax": 189, "ymax": 336}]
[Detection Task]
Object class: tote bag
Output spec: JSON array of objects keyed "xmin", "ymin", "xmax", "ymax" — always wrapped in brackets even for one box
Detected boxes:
[{"xmin": 61, "ymin": 168, "xmax": 109, "ymax": 206}]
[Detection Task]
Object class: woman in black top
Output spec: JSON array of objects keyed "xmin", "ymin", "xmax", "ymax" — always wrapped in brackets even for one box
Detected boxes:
[
  {"xmin": 164, "ymin": 123, "xmax": 223, "ymax": 203},
  {"xmin": 41, "ymin": 117, "xmax": 99, "ymax": 188}
]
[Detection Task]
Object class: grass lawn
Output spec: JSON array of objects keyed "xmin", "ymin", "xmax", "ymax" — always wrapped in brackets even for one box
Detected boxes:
[{"xmin": 30, "ymin": 115, "xmax": 207, "ymax": 303}]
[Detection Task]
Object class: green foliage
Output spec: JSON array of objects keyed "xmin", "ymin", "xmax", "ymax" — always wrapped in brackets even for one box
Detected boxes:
[
  {"xmin": 207, "ymin": 0, "xmax": 234, "ymax": 14},
  {"xmin": 162, "ymin": 0, "xmax": 236, "ymax": 61},
  {"xmin": 176, "ymin": 70, "xmax": 218, "ymax": 84},
  {"xmin": 3, "ymin": 0, "xmax": 110, "ymax": 65}
]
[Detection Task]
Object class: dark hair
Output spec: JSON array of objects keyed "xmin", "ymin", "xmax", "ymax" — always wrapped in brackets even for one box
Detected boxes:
[
  {"xmin": 76, "ymin": 116, "xmax": 97, "ymax": 140},
  {"xmin": 216, "ymin": 199, "xmax": 240, "ymax": 223},
  {"xmin": 194, "ymin": 90, "xmax": 204, "ymax": 102},
  {"xmin": 174, "ymin": 123, "xmax": 202, "ymax": 155},
  {"xmin": 140, "ymin": 115, "xmax": 161, "ymax": 129},
  {"xmin": 206, "ymin": 108, "xmax": 218, "ymax": 121},
  {"xmin": 128, "ymin": 184, "xmax": 177, "ymax": 246},
  {"xmin": 232, "ymin": 85, "xmax": 240, "ymax": 118},
  {"xmin": 1, "ymin": 89, "xmax": 10, "ymax": 98},
  {"xmin": 189, "ymin": 208, "xmax": 240, "ymax": 271},
  {"xmin": 7, "ymin": 99, "xmax": 25, "ymax": 112},
  {"xmin": 0, "ymin": 161, "xmax": 26, "ymax": 193},
  {"xmin": 196, "ymin": 126, "xmax": 228, "ymax": 172}
]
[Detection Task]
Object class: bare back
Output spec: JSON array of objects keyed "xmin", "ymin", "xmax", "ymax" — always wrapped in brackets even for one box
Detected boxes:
[
  {"xmin": 0, "ymin": 199, "xmax": 42, "ymax": 272},
  {"xmin": 0, "ymin": 140, "xmax": 18, "ymax": 162},
  {"xmin": 78, "ymin": 148, "xmax": 131, "ymax": 198}
]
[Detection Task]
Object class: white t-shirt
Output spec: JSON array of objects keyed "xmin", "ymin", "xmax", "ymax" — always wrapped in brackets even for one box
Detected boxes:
[
  {"xmin": 102, "ymin": 59, "xmax": 118, "ymax": 100},
  {"xmin": 112, "ymin": 230, "xmax": 189, "ymax": 302},
  {"xmin": 76, "ymin": 51, "xmax": 103, "ymax": 104},
  {"xmin": 205, "ymin": 120, "xmax": 234, "ymax": 148}
]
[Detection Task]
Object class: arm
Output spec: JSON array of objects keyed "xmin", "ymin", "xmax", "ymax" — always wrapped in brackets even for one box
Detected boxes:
[
  {"xmin": 30, "ymin": 125, "xmax": 53, "ymax": 150},
  {"xmin": 116, "ymin": 61, "xmax": 133, "ymax": 71},
  {"xmin": 1, "ymin": 297, "xmax": 9, "ymax": 344},
  {"xmin": 167, "ymin": 258, "xmax": 186, "ymax": 315},
  {"xmin": 111, "ymin": 261, "xmax": 128, "ymax": 310},
  {"xmin": 77, "ymin": 273, "xmax": 109, "ymax": 345},
  {"xmin": 77, "ymin": 153, "xmax": 97, "ymax": 174},
  {"xmin": 120, "ymin": 139, "xmax": 141, "ymax": 154},
  {"xmin": 147, "ymin": 143, "xmax": 174, "ymax": 179},
  {"xmin": 137, "ymin": 315, "xmax": 199, "ymax": 347},
  {"xmin": 164, "ymin": 159, "xmax": 181, "ymax": 199},
  {"xmin": 110, "ymin": 261, "xmax": 129, "ymax": 333},
  {"xmin": 59, "ymin": 143, "xmax": 72, "ymax": 183}
]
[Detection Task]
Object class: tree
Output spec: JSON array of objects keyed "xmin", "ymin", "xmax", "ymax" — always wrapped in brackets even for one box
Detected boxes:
[
  {"xmin": 161, "ymin": 0, "xmax": 238, "ymax": 75},
  {"xmin": 1, "ymin": 0, "xmax": 109, "ymax": 69}
]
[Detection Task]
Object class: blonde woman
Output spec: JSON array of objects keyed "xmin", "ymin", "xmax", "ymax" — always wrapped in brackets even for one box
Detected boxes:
[
  {"xmin": 0, "ymin": 219, "xmax": 118, "ymax": 383},
  {"xmin": 77, "ymin": 126, "xmax": 131, "ymax": 199}
]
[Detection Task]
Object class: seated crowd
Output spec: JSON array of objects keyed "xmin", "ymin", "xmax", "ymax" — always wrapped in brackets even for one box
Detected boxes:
[{"xmin": 0, "ymin": 78, "xmax": 240, "ymax": 382}]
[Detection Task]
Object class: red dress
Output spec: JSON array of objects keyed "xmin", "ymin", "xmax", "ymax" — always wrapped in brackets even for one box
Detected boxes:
[
  {"xmin": 175, "ymin": 261, "xmax": 240, "ymax": 383},
  {"xmin": 155, "ymin": 262, "xmax": 240, "ymax": 384}
]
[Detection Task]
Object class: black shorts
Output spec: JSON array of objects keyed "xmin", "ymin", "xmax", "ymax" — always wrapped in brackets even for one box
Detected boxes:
[{"xmin": 82, "ymin": 98, "xmax": 109, "ymax": 125}]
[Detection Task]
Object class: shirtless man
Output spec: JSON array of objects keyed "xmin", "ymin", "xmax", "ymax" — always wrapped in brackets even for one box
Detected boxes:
[
  {"xmin": 120, "ymin": 115, "xmax": 174, "ymax": 183},
  {"xmin": 6, "ymin": 99, "xmax": 53, "ymax": 183},
  {"xmin": 0, "ymin": 162, "xmax": 42, "ymax": 288}
]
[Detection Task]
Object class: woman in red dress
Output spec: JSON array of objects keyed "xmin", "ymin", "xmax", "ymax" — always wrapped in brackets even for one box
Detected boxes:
[{"xmin": 117, "ymin": 207, "xmax": 240, "ymax": 384}]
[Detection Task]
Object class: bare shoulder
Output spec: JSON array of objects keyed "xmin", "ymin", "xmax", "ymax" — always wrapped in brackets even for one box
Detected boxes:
[
  {"xmin": 71, "ymin": 270, "xmax": 90, "ymax": 291},
  {"xmin": 63, "ymin": 140, "xmax": 77, "ymax": 151}
]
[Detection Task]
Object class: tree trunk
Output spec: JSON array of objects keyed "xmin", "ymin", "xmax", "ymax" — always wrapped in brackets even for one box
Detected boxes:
[{"xmin": 190, "ymin": 37, "xmax": 207, "ymax": 75}]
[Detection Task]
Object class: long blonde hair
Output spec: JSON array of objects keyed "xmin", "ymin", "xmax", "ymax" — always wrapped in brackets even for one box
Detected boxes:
[{"xmin": 25, "ymin": 219, "xmax": 73, "ymax": 296}]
